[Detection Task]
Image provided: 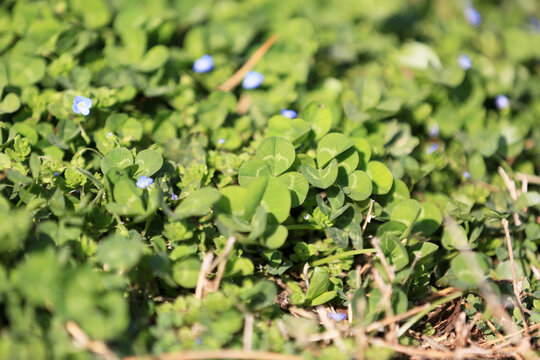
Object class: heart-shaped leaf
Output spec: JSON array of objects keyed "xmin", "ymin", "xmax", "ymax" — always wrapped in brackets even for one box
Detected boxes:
[{"xmin": 300, "ymin": 159, "xmax": 338, "ymax": 189}]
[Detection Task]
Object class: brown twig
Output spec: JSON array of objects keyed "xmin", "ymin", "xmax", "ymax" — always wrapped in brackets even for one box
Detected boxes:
[
  {"xmin": 243, "ymin": 313, "xmax": 254, "ymax": 352},
  {"xmin": 362, "ymin": 199, "xmax": 375, "ymax": 231},
  {"xmin": 501, "ymin": 219, "xmax": 530, "ymax": 337},
  {"xmin": 315, "ymin": 306, "xmax": 346, "ymax": 352},
  {"xmin": 195, "ymin": 253, "xmax": 214, "ymax": 300},
  {"xmin": 515, "ymin": 172, "xmax": 540, "ymax": 185},
  {"xmin": 498, "ymin": 167, "xmax": 521, "ymax": 225},
  {"xmin": 217, "ymin": 34, "xmax": 278, "ymax": 92},
  {"xmin": 66, "ymin": 321, "xmax": 117, "ymax": 360},
  {"xmin": 208, "ymin": 236, "xmax": 237, "ymax": 292}
]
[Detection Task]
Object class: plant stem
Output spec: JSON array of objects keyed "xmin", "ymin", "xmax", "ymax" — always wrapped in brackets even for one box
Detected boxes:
[
  {"xmin": 397, "ymin": 291, "xmax": 463, "ymax": 337},
  {"xmin": 310, "ymin": 248, "xmax": 376, "ymax": 267},
  {"xmin": 285, "ymin": 224, "xmax": 324, "ymax": 231}
]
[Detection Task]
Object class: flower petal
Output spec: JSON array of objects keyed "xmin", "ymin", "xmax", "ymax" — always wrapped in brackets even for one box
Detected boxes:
[
  {"xmin": 72, "ymin": 103, "xmax": 81, "ymax": 114},
  {"xmin": 74, "ymin": 95, "xmax": 84, "ymax": 104},
  {"xmin": 82, "ymin": 97, "xmax": 93, "ymax": 108}
]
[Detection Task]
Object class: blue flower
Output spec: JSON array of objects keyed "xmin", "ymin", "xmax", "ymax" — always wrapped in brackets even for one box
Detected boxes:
[
  {"xmin": 464, "ymin": 6, "xmax": 482, "ymax": 27},
  {"xmin": 217, "ymin": 138, "xmax": 226, "ymax": 145},
  {"xmin": 281, "ymin": 109, "xmax": 297, "ymax": 119},
  {"xmin": 242, "ymin": 71, "xmax": 264, "ymax": 89},
  {"xmin": 328, "ymin": 312, "xmax": 347, "ymax": 322},
  {"xmin": 54, "ymin": 172, "xmax": 60, "ymax": 177},
  {"xmin": 136, "ymin": 175, "xmax": 154, "ymax": 189},
  {"xmin": 495, "ymin": 95, "xmax": 509, "ymax": 110},
  {"xmin": 529, "ymin": 17, "xmax": 540, "ymax": 33},
  {"xmin": 428, "ymin": 124, "xmax": 439, "ymax": 138},
  {"xmin": 171, "ymin": 193, "xmax": 179, "ymax": 200},
  {"xmin": 72, "ymin": 96, "xmax": 93, "ymax": 116},
  {"xmin": 427, "ymin": 143, "xmax": 438, "ymax": 154},
  {"xmin": 458, "ymin": 54, "xmax": 472, "ymax": 70},
  {"xmin": 193, "ymin": 55, "xmax": 214, "ymax": 73},
  {"xmin": 464, "ymin": 171, "xmax": 471, "ymax": 179}
]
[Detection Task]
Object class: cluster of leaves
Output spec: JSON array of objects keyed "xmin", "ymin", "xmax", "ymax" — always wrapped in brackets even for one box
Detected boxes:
[{"xmin": 0, "ymin": 0, "xmax": 539, "ymax": 358}]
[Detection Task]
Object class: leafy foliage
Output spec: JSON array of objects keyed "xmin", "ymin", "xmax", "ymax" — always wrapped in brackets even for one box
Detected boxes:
[{"xmin": 0, "ymin": 0, "xmax": 539, "ymax": 359}]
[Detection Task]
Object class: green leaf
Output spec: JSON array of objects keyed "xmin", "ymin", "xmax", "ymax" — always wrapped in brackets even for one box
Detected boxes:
[
  {"xmin": 262, "ymin": 223, "xmax": 288, "ymax": 249},
  {"xmin": 0, "ymin": 93, "xmax": 20, "ymax": 114},
  {"xmin": 380, "ymin": 236, "xmax": 409, "ymax": 271},
  {"xmin": 29, "ymin": 153, "xmax": 40, "ymax": 181},
  {"xmin": 175, "ymin": 187, "xmax": 221, "ymax": 219},
  {"xmin": 172, "ymin": 257, "xmax": 201, "ymax": 289},
  {"xmin": 390, "ymin": 199, "xmax": 421, "ymax": 228},
  {"xmin": 134, "ymin": 149, "xmax": 163, "ymax": 177},
  {"xmin": 355, "ymin": 77, "xmax": 381, "ymax": 111},
  {"xmin": 7, "ymin": 55, "xmax": 46, "ymax": 87},
  {"xmin": 261, "ymin": 177, "xmax": 291, "ymax": 223},
  {"xmin": 112, "ymin": 178, "xmax": 145, "ymax": 215},
  {"xmin": 101, "ymin": 147, "xmax": 134, "ymax": 175},
  {"xmin": 217, "ymin": 186, "xmax": 247, "ymax": 218},
  {"xmin": 197, "ymin": 91, "xmax": 236, "ymax": 130},
  {"xmin": 327, "ymin": 227, "xmax": 348, "ymax": 248},
  {"xmin": 336, "ymin": 147, "xmax": 359, "ymax": 175},
  {"xmin": 255, "ymin": 137, "xmax": 295, "ymax": 176},
  {"xmin": 134, "ymin": 45, "xmax": 169, "ymax": 72},
  {"xmin": 412, "ymin": 202, "xmax": 442, "ymax": 236},
  {"xmin": 316, "ymin": 133, "xmax": 353, "ymax": 168},
  {"xmin": 277, "ymin": 172, "xmax": 309, "ymax": 207},
  {"xmin": 441, "ymin": 221, "xmax": 469, "ymax": 250},
  {"xmin": 310, "ymin": 291, "xmax": 337, "ymax": 306},
  {"xmin": 96, "ymin": 235, "xmax": 143, "ymax": 271},
  {"xmin": 342, "ymin": 170, "xmax": 372, "ymax": 201},
  {"xmin": 238, "ymin": 159, "xmax": 272, "ymax": 187},
  {"xmin": 300, "ymin": 159, "xmax": 338, "ymax": 189},
  {"xmin": 248, "ymin": 206, "xmax": 267, "ymax": 241},
  {"xmin": 302, "ymin": 102, "xmax": 332, "ymax": 140},
  {"xmin": 450, "ymin": 252, "xmax": 489, "ymax": 286},
  {"xmin": 306, "ymin": 267, "xmax": 331, "ymax": 301},
  {"xmin": 367, "ymin": 161, "xmax": 393, "ymax": 195},
  {"xmin": 265, "ymin": 116, "xmax": 310, "ymax": 144}
]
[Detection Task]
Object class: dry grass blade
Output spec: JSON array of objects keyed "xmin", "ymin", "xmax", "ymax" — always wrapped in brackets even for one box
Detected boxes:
[
  {"xmin": 217, "ymin": 34, "xmax": 278, "ymax": 92},
  {"xmin": 66, "ymin": 321, "xmax": 117, "ymax": 360},
  {"xmin": 502, "ymin": 218, "xmax": 530, "ymax": 337}
]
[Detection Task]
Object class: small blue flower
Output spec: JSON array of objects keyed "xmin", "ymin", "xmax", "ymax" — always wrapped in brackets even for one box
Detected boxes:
[
  {"xmin": 458, "ymin": 54, "xmax": 472, "ymax": 70},
  {"xmin": 328, "ymin": 312, "xmax": 347, "ymax": 322},
  {"xmin": 54, "ymin": 172, "xmax": 60, "ymax": 177},
  {"xmin": 72, "ymin": 96, "xmax": 93, "ymax": 116},
  {"xmin": 495, "ymin": 95, "xmax": 509, "ymax": 110},
  {"xmin": 428, "ymin": 124, "xmax": 439, "ymax": 138},
  {"xmin": 217, "ymin": 138, "xmax": 226, "ymax": 145},
  {"xmin": 529, "ymin": 17, "xmax": 540, "ymax": 33},
  {"xmin": 464, "ymin": 6, "xmax": 482, "ymax": 27},
  {"xmin": 242, "ymin": 71, "xmax": 264, "ymax": 89},
  {"xmin": 427, "ymin": 143, "xmax": 438, "ymax": 154},
  {"xmin": 464, "ymin": 171, "xmax": 471, "ymax": 179},
  {"xmin": 136, "ymin": 175, "xmax": 154, "ymax": 189},
  {"xmin": 304, "ymin": 214, "xmax": 311, "ymax": 220},
  {"xmin": 171, "ymin": 193, "xmax": 179, "ymax": 200},
  {"xmin": 281, "ymin": 109, "xmax": 297, "ymax": 119},
  {"xmin": 193, "ymin": 55, "xmax": 214, "ymax": 73},
  {"xmin": 106, "ymin": 132, "xmax": 113, "ymax": 139}
]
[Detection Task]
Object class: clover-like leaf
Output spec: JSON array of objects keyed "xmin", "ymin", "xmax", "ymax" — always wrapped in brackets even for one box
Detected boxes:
[
  {"xmin": 135, "ymin": 149, "xmax": 163, "ymax": 177},
  {"xmin": 300, "ymin": 159, "xmax": 338, "ymax": 189},
  {"xmin": 316, "ymin": 133, "xmax": 353, "ymax": 168},
  {"xmin": 101, "ymin": 147, "xmax": 133, "ymax": 175},
  {"xmin": 367, "ymin": 161, "xmax": 393, "ymax": 195},
  {"xmin": 175, "ymin": 187, "xmax": 221, "ymax": 219},
  {"xmin": 278, "ymin": 172, "xmax": 309, "ymax": 207},
  {"xmin": 255, "ymin": 136, "xmax": 295, "ymax": 176}
]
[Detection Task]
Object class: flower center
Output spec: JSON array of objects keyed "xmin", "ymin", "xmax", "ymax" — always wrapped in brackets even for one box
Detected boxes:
[{"xmin": 78, "ymin": 102, "xmax": 87, "ymax": 110}]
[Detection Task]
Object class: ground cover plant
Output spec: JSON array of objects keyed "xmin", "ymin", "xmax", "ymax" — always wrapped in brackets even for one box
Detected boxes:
[{"xmin": 0, "ymin": 0, "xmax": 539, "ymax": 359}]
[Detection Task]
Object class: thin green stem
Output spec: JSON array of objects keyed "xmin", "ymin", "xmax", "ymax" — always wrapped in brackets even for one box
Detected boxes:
[
  {"xmin": 310, "ymin": 248, "xmax": 376, "ymax": 267},
  {"xmin": 285, "ymin": 224, "xmax": 324, "ymax": 231},
  {"xmin": 397, "ymin": 291, "xmax": 463, "ymax": 337}
]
